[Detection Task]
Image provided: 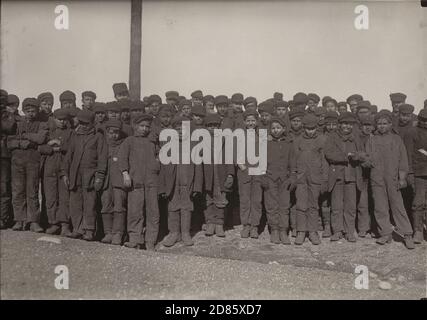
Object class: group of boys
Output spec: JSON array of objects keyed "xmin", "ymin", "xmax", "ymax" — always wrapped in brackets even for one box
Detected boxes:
[{"xmin": 0, "ymin": 84, "xmax": 426, "ymax": 251}]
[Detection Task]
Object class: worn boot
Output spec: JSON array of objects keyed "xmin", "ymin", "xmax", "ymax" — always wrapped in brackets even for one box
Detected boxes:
[
  {"xmin": 162, "ymin": 232, "xmax": 181, "ymax": 247},
  {"xmin": 413, "ymin": 231, "xmax": 423, "ymax": 244},
  {"xmin": 215, "ymin": 224, "xmax": 225, "ymax": 237},
  {"xmin": 30, "ymin": 222, "xmax": 44, "ymax": 233},
  {"xmin": 182, "ymin": 232, "xmax": 194, "ymax": 246},
  {"xmin": 205, "ymin": 223, "xmax": 215, "ymax": 236},
  {"xmin": 404, "ymin": 235, "xmax": 415, "ymax": 250},
  {"xmin": 346, "ymin": 232, "xmax": 357, "ymax": 243},
  {"xmin": 12, "ymin": 221, "xmax": 24, "ymax": 231},
  {"xmin": 83, "ymin": 230, "xmax": 95, "ymax": 241},
  {"xmin": 124, "ymin": 241, "xmax": 140, "ymax": 249},
  {"xmin": 322, "ymin": 223, "xmax": 332, "ymax": 238},
  {"xmin": 67, "ymin": 231, "xmax": 83, "ymax": 239},
  {"xmin": 250, "ymin": 226, "xmax": 259, "ymax": 239},
  {"xmin": 309, "ymin": 231, "xmax": 321, "ymax": 245},
  {"xmin": 279, "ymin": 230, "xmax": 291, "ymax": 245},
  {"xmin": 60, "ymin": 223, "xmax": 71, "ymax": 237},
  {"xmin": 358, "ymin": 231, "xmax": 367, "ymax": 238},
  {"xmin": 145, "ymin": 242, "xmax": 156, "ymax": 251},
  {"xmin": 291, "ymin": 229, "xmax": 297, "ymax": 238},
  {"xmin": 0, "ymin": 221, "xmax": 7, "ymax": 229},
  {"xmin": 45, "ymin": 224, "xmax": 60, "ymax": 235},
  {"xmin": 101, "ymin": 213, "xmax": 113, "ymax": 244},
  {"xmin": 101, "ymin": 233, "xmax": 113, "ymax": 244},
  {"xmin": 330, "ymin": 231, "xmax": 343, "ymax": 242},
  {"xmin": 181, "ymin": 211, "xmax": 194, "ymax": 246},
  {"xmin": 240, "ymin": 225, "xmax": 251, "ymax": 238},
  {"xmin": 270, "ymin": 229, "xmax": 280, "ymax": 244},
  {"xmin": 294, "ymin": 231, "xmax": 306, "ymax": 245},
  {"xmin": 111, "ymin": 233, "xmax": 123, "ymax": 245},
  {"xmin": 376, "ymin": 234, "xmax": 392, "ymax": 245}
]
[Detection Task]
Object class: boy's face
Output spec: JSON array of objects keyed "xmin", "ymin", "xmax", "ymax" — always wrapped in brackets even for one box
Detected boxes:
[
  {"xmin": 106, "ymin": 127, "xmax": 120, "ymax": 141},
  {"xmin": 304, "ymin": 127, "xmax": 317, "ymax": 137},
  {"xmin": 270, "ymin": 122, "xmax": 285, "ymax": 138},
  {"xmin": 107, "ymin": 110, "xmax": 121, "ymax": 120},
  {"xmin": 376, "ymin": 118, "xmax": 392, "ymax": 134},
  {"xmin": 244, "ymin": 115, "xmax": 257, "ymax": 129},
  {"xmin": 149, "ymin": 103, "xmax": 160, "ymax": 116},
  {"xmin": 134, "ymin": 120, "xmax": 151, "ymax": 137},
  {"xmin": 325, "ymin": 122, "xmax": 337, "ymax": 133},
  {"xmin": 325, "ymin": 102, "xmax": 337, "ymax": 113},
  {"xmin": 216, "ymin": 104, "xmax": 228, "ymax": 117},
  {"xmin": 166, "ymin": 98, "xmax": 177, "ymax": 107},
  {"xmin": 338, "ymin": 105, "xmax": 347, "ymax": 114},
  {"xmin": 115, "ymin": 93, "xmax": 129, "ymax": 101},
  {"xmin": 361, "ymin": 124, "xmax": 374, "ymax": 135},
  {"xmin": 95, "ymin": 112, "xmax": 106, "ymax": 124},
  {"xmin": 207, "ymin": 123, "xmax": 220, "ymax": 135},
  {"xmin": 82, "ymin": 96, "xmax": 95, "ymax": 109},
  {"xmin": 192, "ymin": 98, "xmax": 203, "ymax": 107},
  {"xmin": 205, "ymin": 101, "xmax": 215, "ymax": 114},
  {"xmin": 418, "ymin": 119, "xmax": 427, "ymax": 129},
  {"xmin": 130, "ymin": 109, "xmax": 144, "ymax": 119},
  {"xmin": 159, "ymin": 113, "xmax": 172, "ymax": 127},
  {"xmin": 121, "ymin": 110, "xmax": 130, "ymax": 122},
  {"xmin": 399, "ymin": 112, "xmax": 412, "ymax": 126},
  {"xmin": 392, "ymin": 102, "xmax": 403, "ymax": 113},
  {"xmin": 260, "ymin": 112, "xmax": 271, "ymax": 124},
  {"xmin": 276, "ymin": 106, "xmax": 287, "ymax": 117},
  {"xmin": 78, "ymin": 120, "xmax": 91, "ymax": 130},
  {"xmin": 290, "ymin": 117, "xmax": 302, "ymax": 131},
  {"xmin": 181, "ymin": 105, "xmax": 192, "ymax": 117},
  {"xmin": 339, "ymin": 122, "xmax": 353, "ymax": 135},
  {"xmin": 232, "ymin": 103, "xmax": 243, "ymax": 114},
  {"xmin": 245, "ymin": 104, "xmax": 257, "ymax": 113},
  {"xmin": 193, "ymin": 115, "xmax": 204, "ymax": 125},
  {"xmin": 6, "ymin": 103, "xmax": 19, "ymax": 114},
  {"xmin": 54, "ymin": 117, "xmax": 67, "ymax": 129},
  {"xmin": 307, "ymin": 100, "xmax": 317, "ymax": 111},
  {"xmin": 24, "ymin": 107, "xmax": 38, "ymax": 120},
  {"xmin": 61, "ymin": 100, "xmax": 75, "ymax": 109},
  {"xmin": 357, "ymin": 108, "xmax": 370, "ymax": 118},
  {"xmin": 39, "ymin": 100, "xmax": 52, "ymax": 114}
]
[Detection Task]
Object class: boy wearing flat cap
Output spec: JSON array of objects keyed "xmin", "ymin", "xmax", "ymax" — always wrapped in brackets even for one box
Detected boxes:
[
  {"xmin": 147, "ymin": 95, "xmax": 162, "ymax": 118},
  {"xmin": 324, "ymin": 112, "xmax": 366, "ymax": 242},
  {"xmin": 291, "ymin": 114, "xmax": 328, "ymax": 245},
  {"xmin": 112, "ymin": 83, "xmax": 130, "ymax": 101},
  {"xmin": 7, "ymin": 98, "xmax": 48, "ymax": 232},
  {"xmin": 160, "ymin": 115, "xmax": 203, "ymax": 247},
  {"xmin": 389, "ymin": 92, "xmax": 406, "ymax": 117},
  {"xmin": 191, "ymin": 90, "xmax": 204, "ymax": 107},
  {"xmin": 38, "ymin": 109, "xmax": 73, "ymax": 235},
  {"xmin": 214, "ymin": 95, "xmax": 234, "ymax": 130},
  {"xmin": 165, "ymin": 90, "xmax": 179, "ymax": 112},
  {"xmin": 81, "ymin": 91, "xmax": 97, "ymax": 111},
  {"xmin": 203, "ymin": 95, "xmax": 216, "ymax": 115},
  {"xmin": 119, "ymin": 114, "xmax": 160, "ymax": 250},
  {"xmin": 363, "ymin": 110, "xmax": 414, "ymax": 249},
  {"xmin": 346, "ymin": 94, "xmax": 363, "ymax": 114},
  {"xmin": 179, "ymin": 99, "xmax": 193, "ymax": 121},
  {"xmin": 258, "ymin": 101, "xmax": 274, "ymax": 131},
  {"xmin": 61, "ymin": 110, "xmax": 107, "ymax": 241},
  {"xmin": 37, "ymin": 92, "xmax": 54, "ymax": 124},
  {"xmin": 6, "ymin": 94, "xmax": 20, "ymax": 117},
  {"xmin": 99, "ymin": 119, "xmax": 127, "ymax": 246},
  {"xmin": 307, "ymin": 93, "xmax": 320, "ymax": 113}
]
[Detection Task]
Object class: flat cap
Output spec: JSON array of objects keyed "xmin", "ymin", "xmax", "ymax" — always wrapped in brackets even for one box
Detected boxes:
[
  {"xmin": 179, "ymin": 99, "xmax": 192, "ymax": 108},
  {"xmin": 192, "ymin": 105, "xmax": 206, "ymax": 117},
  {"xmin": 308, "ymin": 93, "xmax": 320, "ymax": 103},
  {"xmin": 133, "ymin": 114, "xmax": 153, "ymax": 124},
  {"xmin": 243, "ymin": 109, "xmax": 259, "ymax": 119},
  {"xmin": 118, "ymin": 99, "xmax": 131, "ymax": 111},
  {"xmin": 66, "ymin": 107, "xmax": 80, "ymax": 118},
  {"xmin": 398, "ymin": 103, "xmax": 414, "ymax": 114},
  {"xmin": 359, "ymin": 115, "xmax": 374, "ymax": 125},
  {"xmin": 293, "ymin": 92, "xmax": 308, "ymax": 105},
  {"xmin": 274, "ymin": 100, "xmax": 288, "ymax": 109},
  {"xmin": 106, "ymin": 101, "xmax": 121, "ymax": 113},
  {"xmin": 53, "ymin": 108, "xmax": 70, "ymax": 120},
  {"xmin": 337, "ymin": 101, "xmax": 348, "ymax": 108},
  {"xmin": 22, "ymin": 97, "xmax": 39, "ymax": 110},
  {"xmin": 346, "ymin": 94, "xmax": 363, "ymax": 103},
  {"xmin": 338, "ymin": 111, "xmax": 357, "ymax": 123},
  {"xmin": 270, "ymin": 116, "xmax": 286, "ymax": 128},
  {"xmin": 302, "ymin": 114, "xmax": 318, "ymax": 128},
  {"xmin": 243, "ymin": 96, "xmax": 257, "ymax": 107},
  {"xmin": 214, "ymin": 95, "xmax": 229, "ymax": 106},
  {"xmin": 389, "ymin": 93, "xmax": 406, "ymax": 103},
  {"xmin": 149, "ymin": 94, "xmax": 162, "ymax": 104},
  {"xmin": 370, "ymin": 105, "xmax": 378, "ymax": 113},
  {"xmin": 231, "ymin": 93, "xmax": 244, "ymax": 104},
  {"xmin": 93, "ymin": 102, "xmax": 106, "ymax": 113},
  {"xmin": 7, "ymin": 94, "xmax": 19, "ymax": 105},
  {"xmin": 205, "ymin": 113, "xmax": 222, "ymax": 125},
  {"xmin": 130, "ymin": 100, "xmax": 145, "ymax": 111},
  {"xmin": 273, "ymin": 92, "xmax": 283, "ymax": 101},
  {"xmin": 165, "ymin": 91, "xmax": 179, "ymax": 99},
  {"xmin": 191, "ymin": 90, "xmax": 203, "ymax": 99},
  {"xmin": 258, "ymin": 101, "xmax": 275, "ymax": 115},
  {"xmin": 357, "ymin": 100, "xmax": 371, "ymax": 110},
  {"xmin": 112, "ymin": 83, "xmax": 128, "ymax": 96},
  {"xmin": 323, "ymin": 97, "xmax": 337, "ymax": 105},
  {"xmin": 104, "ymin": 119, "xmax": 122, "ymax": 130},
  {"xmin": 203, "ymin": 95, "xmax": 214, "ymax": 104},
  {"xmin": 37, "ymin": 92, "xmax": 54, "ymax": 103},
  {"xmin": 374, "ymin": 110, "xmax": 393, "ymax": 123},
  {"xmin": 60, "ymin": 90, "xmax": 76, "ymax": 102},
  {"xmin": 418, "ymin": 109, "xmax": 427, "ymax": 121},
  {"xmin": 158, "ymin": 104, "xmax": 174, "ymax": 115},
  {"xmin": 76, "ymin": 109, "xmax": 95, "ymax": 123},
  {"xmin": 288, "ymin": 108, "xmax": 306, "ymax": 120},
  {"xmin": 324, "ymin": 111, "xmax": 339, "ymax": 123},
  {"xmin": 177, "ymin": 96, "xmax": 186, "ymax": 103},
  {"xmin": 82, "ymin": 91, "xmax": 96, "ymax": 99},
  {"xmin": 0, "ymin": 89, "xmax": 8, "ymax": 97},
  {"xmin": 314, "ymin": 106, "xmax": 326, "ymax": 116}
]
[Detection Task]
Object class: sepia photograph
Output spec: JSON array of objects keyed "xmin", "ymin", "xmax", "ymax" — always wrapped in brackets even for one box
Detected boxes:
[{"xmin": 0, "ymin": 0, "xmax": 426, "ymax": 305}]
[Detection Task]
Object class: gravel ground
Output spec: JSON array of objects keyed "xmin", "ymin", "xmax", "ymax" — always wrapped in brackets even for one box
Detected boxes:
[{"xmin": 0, "ymin": 228, "xmax": 425, "ymax": 300}]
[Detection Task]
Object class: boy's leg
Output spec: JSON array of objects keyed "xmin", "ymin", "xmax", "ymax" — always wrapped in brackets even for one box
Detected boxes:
[
  {"xmin": 100, "ymin": 184, "xmax": 113, "ymax": 240},
  {"xmin": 386, "ymin": 181, "xmax": 413, "ymax": 236},
  {"xmin": 44, "ymin": 173, "xmax": 58, "ymax": 226},
  {"xmin": 263, "ymin": 179, "xmax": 279, "ymax": 231},
  {"xmin": 69, "ymin": 187, "xmax": 84, "ymax": 236},
  {"xmin": 307, "ymin": 183, "xmax": 321, "ymax": 232},
  {"xmin": 0, "ymin": 158, "xmax": 12, "ymax": 228},
  {"xmin": 11, "ymin": 158, "xmax": 26, "ymax": 224},
  {"xmin": 330, "ymin": 182, "xmax": 344, "ymax": 236},
  {"xmin": 204, "ymin": 192, "xmax": 216, "ymax": 235},
  {"xmin": 180, "ymin": 186, "xmax": 194, "ymax": 246},
  {"xmin": 112, "ymin": 187, "xmax": 127, "ymax": 245},
  {"xmin": 357, "ymin": 182, "xmax": 370, "ymax": 235},
  {"xmin": 343, "ymin": 182, "xmax": 357, "ymax": 240},
  {"xmin": 371, "ymin": 183, "xmax": 393, "ymax": 237},
  {"xmin": 320, "ymin": 193, "xmax": 331, "ymax": 236},
  {"xmin": 289, "ymin": 190, "xmax": 297, "ymax": 236},
  {"xmin": 237, "ymin": 174, "xmax": 251, "ymax": 237},
  {"xmin": 82, "ymin": 187, "xmax": 97, "ymax": 238},
  {"xmin": 26, "ymin": 161, "xmax": 42, "ymax": 230},
  {"xmin": 145, "ymin": 186, "xmax": 160, "ymax": 246},
  {"xmin": 278, "ymin": 179, "xmax": 291, "ymax": 233},
  {"xmin": 249, "ymin": 178, "xmax": 263, "ymax": 230},
  {"xmin": 127, "ymin": 187, "xmax": 145, "ymax": 245},
  {"xmin": 295, "ymin": 183, "xmax": 308, "ymax": 232},
  {"xmin": 412, "ymin": 177, "xmax": 426, "ymax": 242}
]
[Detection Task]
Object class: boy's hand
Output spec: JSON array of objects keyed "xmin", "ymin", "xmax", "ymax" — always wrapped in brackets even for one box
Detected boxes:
[
  {"xmin": 53, "ymin": 146, "xmax": 61, "ymax": 152},
  {"xmin": 321, "ymin": 181, "xmax": 328, "ymax": 194},
  {"xmin": 191, "ymin": 191, "xmax": 201, "ymax": 199},
  {"xmin": 48, "ymin": 139, "xmax": 61, "ymax": 146},
  {"xmin": 398, "ymin": 179, "xmax": 407, "ymax": 190},
  {"xmin": 62, "ymin": 176, "xmax": 70, "ymax": 189},
  {"xmin": 94, "ymin": 177, "xmax": 104, "ymax": 191},
  {"xmin": 348, "ymin": 152, "xmax": 359, "ymax": 161},
  {"xmin": 122, "ymin": 172, "xmax": 132, "ymax": 188},
  {"xmin": 407, "ymin": 173, "xmax": 415, "ymax": 190},
  {"xmin": 224, "ymin": 175, "xmax": 234, "ymax": 189},
  {"xmin": 19, "ymin": 140, "xmax": 30, "ymax": 149}
]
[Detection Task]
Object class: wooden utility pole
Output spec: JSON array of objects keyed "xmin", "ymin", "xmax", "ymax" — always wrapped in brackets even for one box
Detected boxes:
[{"xmin": 129, "ymin": 0, "xmax": 142, "ymax": 100}]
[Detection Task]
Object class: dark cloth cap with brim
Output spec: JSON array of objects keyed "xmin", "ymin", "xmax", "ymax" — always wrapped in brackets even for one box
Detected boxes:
[
  {"xmin": 338, "ymin": 111, "xmax": 357, "ymax": 123},
  {"xmin": 274, "ymin": 100, "xmax": 288, "ymax": 109},
  {"xmin": 270, "ymin": 116, "xmax": 286, "ymax": 128},
  {"xmin": 158, "ymin": 104, "xmax": 174, "ymax": 115},
  {"xmin": 302, "ymin": 114, "xmax": 318, "ymax": 128},
  {"xmin": 324, "ymin": 111, "xmax": 339, "ymax": 123},
  {"xmin": 308, "ymin": 93, "xmax": 320, "ymax": 103},
  {"xmin": 177, "ymin": 96, "xmax": 186, "ymax": 103},
  {"xmin": 93, "ymin": 102, "xmax": 106, "ymax": 114},
  {"xmin": 191, "ymin": 90, "xmax": 203, "ymax": 99},
  {"xmin": 165, "ymin": 91, "xmax": 179, "ymax": 99},
  {"xmin": 112, "ymin": 83, "xmax": 128, "ymax": 96},
  {"xmin": 130, "ymin": 100, "xmax": 145, "ymax": 111},
  {"xmin": 179, "ymin": 99, "xmax": 192, "ymax": 108},
  {"xmin": 359, "ymin": 115, "xmax": 374, "ymax": 126},
  {"xmin": 77, "ymin": 109, "xmax": 95, "ymax": 123},
  {"xmin": 273, "ymin": 92, "xmax": 283, "ymax": 101},
  {"xmin": 149, "ymin": 94, "xmax": 162, "ymax": 104},
  {"xmin": 418, "ymin": 109, "xmax": 427, "ymax": 121},
  {"xmin": 133, "ymin": 113, "xmax": 153, "ymax": 124},
  {"xmin": 243, "ymin": 109, "xmax": 259, "ymax": 120},
  {"xmin": 288, "ymin": 108, "xmax": 306, "ymax": 120},
  {"xmin": 66, "ymin": 107, "xmax": 80, "ymax": 118},
  {"xmin": 118, "ymin": 99, "xmax": 131, "ymax": 111},
  {"xmin": 323, "ymin": 97, "xmax": 338, "ymax": 105},
  {"xmin": 205, "ymin": 113, "xmax": 222, "ymax": 125},
  {"xmin": 104, "ymin": 119, "xmax": 122, "ymax": 130},
  {"xmin": 7, "ymin": 94, "xmax": 19, "ymax": 105},
  {"xmin": 398, "ymin": 103, "xmax": 414, "ymax": 114},
  {"xmin": 374, "ymin": 110, "xmax": 393, "ymax": 123},
  {"xmin": 0, "ymin": 89, "xmax": 8, "ymax": 98},
  {"xmin": 370, "ymin": 105, "xmax": 378, "ymax": 113},
  {"xmin": 346, "ymin": 94, "xmax": 363, "ymax": 103},
  {"xmin": 337, "ymin": 101, "xmax": 348, "ymax": 108},
  {"xmin": 214, "ymin": 95, "xmax": 229, "ymax": 106},
  {"xmin": 192, "ymin": 105, "xmax": 206, "ymax": 117},
  {"xmin": 106, "ymin": 101, "xmax": 121, "ymax": 113},
  {"xmin": 60, "ymin": 90, "xmax": 76, "ymax": 102},
  {"xmin": 389, "ymin": 93, "xmax": 406, "ymax": 103},
  {"xmin": 53, "ymin": 108, "xmax": 70, "ymax": 120},
  {"xmin": 22, "ymin": 97, "xmax": 40, "ymax": 110},
  {"xmin": 37, "ymin": 92, "xmax": 54, "ymax": 104},
  {"xmin": 293, "ymin": 92, "xmax": 308, "ymax": 105},
  {"xmin": 357, "ymin": 100, "xmax": 371, "ymax": 110},
  {"xmin": 258, "ymin": 101, "xmax": 275, "ymax": 115},
  {"xmin": 314, "ymin": 106, "xmax": 326, "ymax": 116},
  {"xmin": 82, "ymin": 91, "xmax": 97, "ymax": 99},
  {"xmin": 244, "ymin": 96, "xmax": 257, "ymax": 106},
  {"xmin": 231, "ymin": 93, "xmax": 244, "ymax": 104},
  {"xmin": 203, "ymin": 95, "xmax": 214, "ymax": 103}
]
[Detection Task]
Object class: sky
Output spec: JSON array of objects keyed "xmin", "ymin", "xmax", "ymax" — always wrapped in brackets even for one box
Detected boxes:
[{"xmin": 1, "ymin": 0, "xmax": 426, "ymax": 111}]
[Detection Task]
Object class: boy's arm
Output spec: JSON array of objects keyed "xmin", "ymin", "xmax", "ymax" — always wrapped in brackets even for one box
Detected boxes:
[
  {"xmin": 96, "ymin": 133, "xmax": 108, "ymax": 178},
  {"xmin": 60, "ymin": 134, "xmax": 75, "ymax": 178},
  {"xmin": 323, "ymin": 136, "xmax": 347, "ymax": 164},
  {"xmin": 193, "ymin": 163, "xmax": 204, "ymax": 193},
  {"xmin": 23, "ymin": 122, "xmax": 48, "ymax": 145},
  {"xmin": 118, "ymin": 137, "xmax": 130, "ymax": 174},
  {"xmin": 397, "ymin": 136, "xmax": 409, "ymax": 182},
  {"xmin": 403, "ymin": 129, "xmax": 415, "ymax": 175}
]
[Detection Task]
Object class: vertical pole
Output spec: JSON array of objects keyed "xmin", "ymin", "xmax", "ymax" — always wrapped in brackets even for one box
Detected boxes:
[{"xmin": 129, "ymin": 0, "xmax": 142, "ymax": 100}]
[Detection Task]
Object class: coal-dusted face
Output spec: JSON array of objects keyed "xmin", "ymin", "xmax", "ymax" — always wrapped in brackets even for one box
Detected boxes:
[
  {"xmin": 244, "ymin": 115, "xmax": 257, "ymax": 129},
  {"xmin": 290, "ymin": 117, "xmax": 302, "ymax": 131},
  {"xmin": 376, "ymin": 118, "xmax": 392, "ymax": 134},
  {"xmin": 339, "ymin": 122, "xmax": 353, "ymax": 135},
  {"xmin": 270, "ymin": 121, "xmax": 285, "ymax": 139}
]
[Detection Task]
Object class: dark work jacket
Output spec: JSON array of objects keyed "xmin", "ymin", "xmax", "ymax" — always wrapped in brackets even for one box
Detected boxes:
[
  {"xmin": 7, "ymin": 119, "xmax": 48, "ymax": 162},
  {"xmin": 324, "ymin": 131, "xmax": 364, "ymax": 191},
  {"xmin": 265, "ymin": 136, "xmax": 293, "ymax": 182},
  {"xmin": 404, "ymin": 126, "xmax": 427, "ymax": 177},
  {"xmin": 104, "ymin": 139, "xmax": 125, "ymax": 189},
  {"xmin": 1, "ymin": 111, "xmax": 17, "ymax": 158},
  {"xmin": 61, "ymin": 127, "xmax": 108, "ymax": 190}
]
